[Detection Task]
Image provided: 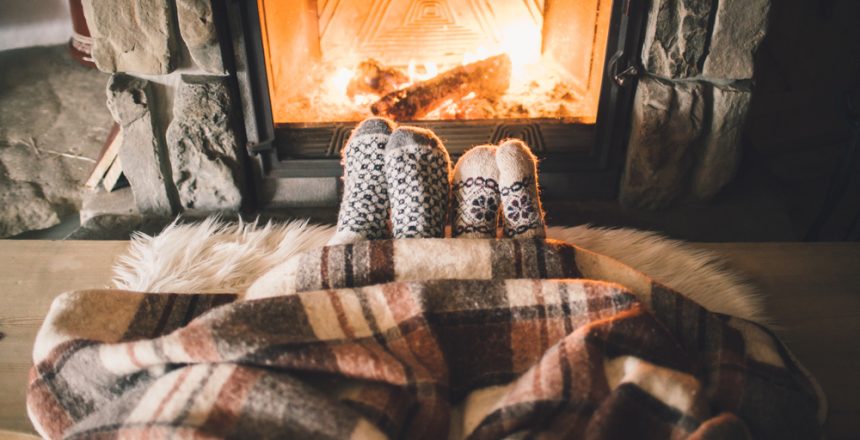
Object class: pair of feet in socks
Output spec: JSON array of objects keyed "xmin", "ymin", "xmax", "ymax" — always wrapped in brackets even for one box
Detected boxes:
[
  {"xmin": 329, "ymin": 117, "xmax": 545, "ymax": 245},
  {"xmin": 451, "ymin": 141, "xmax": 545, "ymax": 239}
]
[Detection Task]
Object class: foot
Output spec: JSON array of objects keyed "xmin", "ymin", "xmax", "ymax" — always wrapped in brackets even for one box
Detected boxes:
[
  {"xmin": 496, "ymin": 139, "xmax": 546, "ymax": 239},
  {"xmin": 451, "ymin": 145, "xmax": 500, "ymax": 238},
  {"xmin": 384, "ymin": 126, "xmax": 451, "ymax": 238},
  {"xmin": 329, "ymin": 117, "xmax": 396, "ymax": 245}
]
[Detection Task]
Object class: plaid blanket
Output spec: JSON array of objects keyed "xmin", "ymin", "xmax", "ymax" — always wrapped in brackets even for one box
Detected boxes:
[{"xmin": 28, "ymin": 238, "xmax": 825, "ymax": 439}]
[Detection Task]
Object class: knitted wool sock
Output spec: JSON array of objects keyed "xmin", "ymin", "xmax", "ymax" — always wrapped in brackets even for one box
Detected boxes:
[
  {"xmin": 496, "ymin": 139, "xmax": 546, "ymax": 238},
  {"xmin": 384, "ymin": 126, "xmax": 451, "ymax": 238},
  {"xmin": 451, "ymin": 145, "xmax": 500, "ymax": 238},
  {"xmin": 329, "ymin": 117, "xmax": 396, "ymax": 245}
]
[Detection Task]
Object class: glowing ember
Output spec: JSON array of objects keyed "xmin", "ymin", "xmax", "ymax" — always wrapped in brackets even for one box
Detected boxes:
[{"xmin": 270, "ymin": 54, "xmax": 590, "ymax": 123}]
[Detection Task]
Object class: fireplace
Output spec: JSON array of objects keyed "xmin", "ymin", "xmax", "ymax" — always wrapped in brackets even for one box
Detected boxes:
[
  {"xmin": 225, "ymin": 0, "xmax": 648, "ymax": 209},
  {"xmin": 79, "ymin": 0, "xmax": 767, "ymax": 220},
  {"xmin": 262, "ymin": 0, "xmax": 610, "ymax": 124}
]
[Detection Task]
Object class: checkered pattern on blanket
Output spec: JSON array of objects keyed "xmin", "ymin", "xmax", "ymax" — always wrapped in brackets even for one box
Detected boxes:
[{"xmin": 28, "ymin": 238, "xmax": 824, "ymax": 439}]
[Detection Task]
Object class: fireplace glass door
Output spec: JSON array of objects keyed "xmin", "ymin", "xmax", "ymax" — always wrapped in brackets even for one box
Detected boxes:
[{"xmin": 259, "ymin": 0, "xmax": 612, "ymax": 125}]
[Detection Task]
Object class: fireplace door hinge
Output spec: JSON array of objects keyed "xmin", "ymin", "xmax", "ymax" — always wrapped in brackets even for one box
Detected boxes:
[{"xmin": 607, "ymin": 51, "xmax": 640, "ymax": 87}]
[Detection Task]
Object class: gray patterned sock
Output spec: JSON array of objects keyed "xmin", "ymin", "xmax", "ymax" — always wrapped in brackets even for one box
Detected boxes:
[
  {"xmin": 496, "ymin": 139, "xmax": 546, "ymax": 238},
  {"xmin": 452, "ymin": 145, "xmax": 500, "ymax": 238},
  {"xmin": 329, "ymin": 117, "xmax": 396, "ymax": 245},
  {"xmin": 384, "ymin": 127, "xmax": 451, "ymax": 238}
]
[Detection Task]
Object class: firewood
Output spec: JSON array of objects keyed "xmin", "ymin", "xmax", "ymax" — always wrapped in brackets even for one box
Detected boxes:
[
  {"xmin": 371, "ymin": 54, "xmax": 512, "ymax": 121},
  {"xmin": 346, "ymin": 59, "xmax": 409, "ymax": 97},
  {"xmin": 102, "ymin": 156, "xmax": 124, "ymax": 192},
  {"xmin": 85, "ymin": 123, "xmax": 122, "ymax": 189}
]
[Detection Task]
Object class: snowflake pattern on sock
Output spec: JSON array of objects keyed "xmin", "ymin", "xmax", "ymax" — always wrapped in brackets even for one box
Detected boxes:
[
  {"xmin": 385, "ymin": 146, "xmax": 450, "ymax": 238},
  {"xmin": 500, "ymin": 175, "xmax": 542, "ymax": 237},
  {"xmin": 452, "ymin": 177, "xmax": 500, "ymax": 237},
  {"xmin": 336, "ymin": 133, "xmax": 391, "ymax": 240}
]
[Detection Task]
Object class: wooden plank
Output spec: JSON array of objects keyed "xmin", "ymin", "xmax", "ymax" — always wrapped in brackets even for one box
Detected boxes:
[
  {"xmin": 699, "ymin": 243, "xmax": 860, "ymax": 439},
  {"xmin": 101, "ymin": 156, "xmax": 124, "ymax": 192},
  {"xmin": 84, "ymin": 124, "xmax": 122, "ymax": 189},
  {"xmin": 0, "ymin": 240, "xmax": 128, "ymax": 434},
  {"xmin": 0, "ymin": 240, "xmax": 858, "ymax": 437}
]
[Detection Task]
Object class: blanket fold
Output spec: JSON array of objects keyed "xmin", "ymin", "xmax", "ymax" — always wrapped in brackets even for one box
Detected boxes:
[{"xmin": 28, "ymin": 238, "xmax": 824, "ymax": 439}]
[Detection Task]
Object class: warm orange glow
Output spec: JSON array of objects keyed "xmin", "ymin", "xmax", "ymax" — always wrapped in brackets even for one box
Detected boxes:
[
  {"xmin": 260, "ymin": 0, "xmax": 612, "ymax": 124},
  {"xmin": 407, "ymin": 60, "xmax": 439, "ymax": 84}
]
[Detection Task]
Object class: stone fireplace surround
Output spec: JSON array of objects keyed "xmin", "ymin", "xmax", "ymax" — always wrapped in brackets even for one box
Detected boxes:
[{"xmin": 81, "ymin": 0, "xmax": 769, "ymax": 219}]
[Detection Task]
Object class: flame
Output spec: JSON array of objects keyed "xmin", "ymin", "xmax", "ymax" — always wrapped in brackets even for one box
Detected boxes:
[
  {"xmin": 261, "ymin": 0, "xmax": 611, "ymax": 124},
  {"xmin": 328, "ymin": 66, "xmax": 354, "ymax": 95},
  {"xmin": 498, "ymin": 19, "xmax": 542, "ymax": 67},
  {"xmin": 459, "ymin": 19, "xmax": 542, "ymax": 84},
  {"xmin": 266, "ymin": 6, "xmax": 593, "ymax": 123},
  {"xmin": 462, "ymin": 46, "xmax": 492, "ymax": 65},
  {"xmin": 407, "ymin": 59, "xmax": 439, "ymax": 84}
]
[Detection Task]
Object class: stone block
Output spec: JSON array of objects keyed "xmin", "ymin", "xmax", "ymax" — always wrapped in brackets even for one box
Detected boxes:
[
  {"xmin": 642, "ymin": 0, "xmax": 713, "ymax": 78},
  {"xmin": 76, "ymin": 186, "xmax": 172, "ymax": 240},
  {"xmin": 106, "ymin": 74, "xmax": 177, "ymax": 216},
  {"xmin": 702, "ymin": 0, "xmax": 770, "ymax": 79},
  {"xmin": 620, "ymin": 77, "xmax": 705, "ymax": 209},
  {"xmin": 82, "ymin": 0, "xmax": 177, "ymax": 74},
  {"xmin": 0, "ymin": 175, "xmax": 60, "ymax": 238},
  {"xmin": 72, "ymin": 212, "xmax": 173, "ymax": 240},
  {"xmin": 80, "ymin": 187, "xmax": 139, "ymax": 224},
  {"xmin": 176, "ymin": 0, "xmax": 225, "ymax": 74},
  {"xmin": 691, "ymin": 84, "xmax": 752, "ymax": 199},
  {"xmin": 166, "ymin": 75, "xmax": 243, "ymax": 215},
  {"xmin": 0, "ymin": 46, "xmax": 117, "ymax": 237}
]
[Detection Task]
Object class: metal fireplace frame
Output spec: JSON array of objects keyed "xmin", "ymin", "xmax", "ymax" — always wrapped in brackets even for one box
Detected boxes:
[{"xmin": 221, "ymin": 0, "xmax": 648, "ymax": 208}]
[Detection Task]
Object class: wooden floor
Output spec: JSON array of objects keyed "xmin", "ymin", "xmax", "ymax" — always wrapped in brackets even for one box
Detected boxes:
[
  {"xmin": 0, "ymin": 241, "xmax": 129, "ymax": 436},
  {"xmin": 1, "ymin": 240, "xmax": 858, "ymax": 438}
]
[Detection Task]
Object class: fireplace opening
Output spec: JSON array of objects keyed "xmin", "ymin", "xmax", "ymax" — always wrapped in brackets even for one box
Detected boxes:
[
  {"xmin": 258, "ymin": 0, "xmax": 612, "ymax": 124},
  {"xmin": 226, "ymin": 0, "xmax": 646, "ymax": 208}
]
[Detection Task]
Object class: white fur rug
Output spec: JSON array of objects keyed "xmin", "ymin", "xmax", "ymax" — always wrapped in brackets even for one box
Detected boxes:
[{"xmin": 112, "ymin": 218, "xmax": 765, "ymax": 324}]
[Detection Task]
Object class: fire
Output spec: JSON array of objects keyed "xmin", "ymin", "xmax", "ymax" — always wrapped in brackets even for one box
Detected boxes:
[
  {"xmin": 259, "ymin": 0, "xmax": 609, "ymax": 124},
  {"xmin": 324, "ymin": 13, "xmax": 546, "ymax": 111},
  {"xmin": 462, "ymin": 46, "xmax": 493, "ymax": 65},
  {"xmin": 300, "ymin": 46, "xmax": 586, "ymax": 123},
  {"xmin": 406, "ymin": 60, "xmax": 439, "ymax": 84},
  {"xmin": 329, "ymin": 67, "xmax": 354, "ymax": 97},
  {"xmin": 498, "ymin": 18, "xmax": 543, "ymax": 68}
]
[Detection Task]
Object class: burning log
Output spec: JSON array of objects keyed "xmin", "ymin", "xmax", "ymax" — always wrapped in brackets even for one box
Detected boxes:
[
  {"xmin": 346, "ymin": 59, "xmax": 409, "ymax": 98},
  {"xmin": 371, "ymin": 54, "xmax": 512, "ymax": 121}
]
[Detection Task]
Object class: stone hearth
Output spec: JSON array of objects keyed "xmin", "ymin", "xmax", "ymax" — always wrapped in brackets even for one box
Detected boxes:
[{"xmin": 78, "ymin": 0, "xmax": 770, "ymax": 217}]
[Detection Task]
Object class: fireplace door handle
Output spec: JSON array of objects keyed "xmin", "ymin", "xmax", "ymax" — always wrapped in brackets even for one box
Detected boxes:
[{"xmin": 607, "ymin": 51, "xmax": 639, "ymax": 87}]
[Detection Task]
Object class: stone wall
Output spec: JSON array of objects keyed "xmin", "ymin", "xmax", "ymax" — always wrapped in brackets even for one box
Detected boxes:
[
  {"xmin": 81, "ymin": 0, "xmax": 243, "ymax": 219},
  {"xmin": 621, "ymin": 0, "xmax": 770, "ymax": 209}
]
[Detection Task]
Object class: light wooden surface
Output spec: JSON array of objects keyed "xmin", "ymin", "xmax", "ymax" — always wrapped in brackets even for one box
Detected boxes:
[
  {"xmin": 0, "ymin": 241, "xmax": 858, "ymax": 438},
  {"xmin": 0, "ymin": 240, "xmax": 128, "ymax": 435}
]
